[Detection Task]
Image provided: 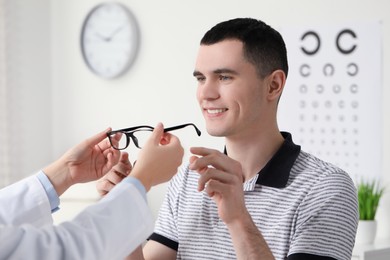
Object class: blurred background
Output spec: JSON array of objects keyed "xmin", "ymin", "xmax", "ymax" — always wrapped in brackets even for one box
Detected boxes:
[{"xmin": 0, "ymin": 0, "xmax": 389, "ymax": 242}]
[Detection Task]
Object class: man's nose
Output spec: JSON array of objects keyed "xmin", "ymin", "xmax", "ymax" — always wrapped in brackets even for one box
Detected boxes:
[{"xmin": 198, "ymin": 80, "xmax": 220, "ymax": 100}]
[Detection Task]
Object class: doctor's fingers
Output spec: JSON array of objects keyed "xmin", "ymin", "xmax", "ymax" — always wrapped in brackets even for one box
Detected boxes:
[
  {"xmin": 95, "ymin": 130, "xmax": 122, "ymax": 155},
  {"xmin": 101, "ymin": 135, "xmax": 121, "ymax": 156},
  {"xmin": 114, "ymin": 152, "xmax": 133, "ymax": 174},
  {"xmin": 103, "ymin": 147, "xmax": 121, "ymax": 167},
  {"xmin": 85, "ymin": 127, "xmax": 112, "ymax": 148},
  {"xmin": 197, "ymin": 167, "xmax": 241, "ymax": 192},
  {"xmin": 102, "ymin": 163, "xmax": 131, "ymax": 185},
  {"xmin": 96, "ymin": 153, "xmax": 131, "ymax": 195},
  {"xmin": 96, "ymin": 178, "xmax": 113, "ymax": 196},
  {"xmin": 96, "ymin": 170, "xmax": 126, "ymax": 196}
]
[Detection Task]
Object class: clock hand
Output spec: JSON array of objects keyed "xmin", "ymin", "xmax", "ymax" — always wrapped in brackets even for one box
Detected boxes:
[
  {"xmin": 95, "ymin": 32, "xmax": 110, "ymax": 42},
  {"xmin": 106, "ymin": 24, "xmax": 125, "ymax": 41},
  {"xmin": 93, "ymin": 24, "xmax": 126, "ymax": 42}
]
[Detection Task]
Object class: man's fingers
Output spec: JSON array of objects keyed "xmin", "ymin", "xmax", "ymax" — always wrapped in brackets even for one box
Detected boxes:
[
  {"xmin": 197, "ymin": 167, "xmax": 232, "ymax": 191},
  {"xmin": 190, "ymin": 148, "xmax": 243, "ymax": 179},
  {"xmin": 190, "ymin": 147, "xmax": 217, "ymax": 157},
  {"xmin": 189, "ymin": 155, "xmax": 198, "ymax": 164},
  {"xmin": 190, "ymin": 152, "xmax": 227, "ymax": 173},
  {"xmin": 205, "ymin": 179, "xmax": 225, "ymax": 197}
]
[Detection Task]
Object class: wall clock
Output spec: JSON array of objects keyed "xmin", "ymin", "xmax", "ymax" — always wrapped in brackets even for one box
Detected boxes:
[{"xmin": 80, "ymin": 3, "xmax": 139, "ymax": 79}]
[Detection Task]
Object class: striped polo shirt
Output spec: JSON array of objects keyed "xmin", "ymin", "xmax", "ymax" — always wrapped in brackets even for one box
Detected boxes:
[{"xmin": 150, "ymin": 132, "xmax": 359, "ymax": 260}]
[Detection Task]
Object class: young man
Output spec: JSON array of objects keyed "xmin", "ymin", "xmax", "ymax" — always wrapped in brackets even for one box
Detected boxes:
[
  {"xmin": 0, "ymin": 123, "xmax": 184, "ymax": 260},
  {"xmin": 102, "ymin": 18, "xmax": 358, "ymax": 260}
]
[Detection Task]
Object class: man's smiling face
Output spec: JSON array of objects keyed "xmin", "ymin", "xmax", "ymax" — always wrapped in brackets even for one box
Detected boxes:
[{"xmin": 193, "ymin": 39, "xmax": 268, "ymax": 139}]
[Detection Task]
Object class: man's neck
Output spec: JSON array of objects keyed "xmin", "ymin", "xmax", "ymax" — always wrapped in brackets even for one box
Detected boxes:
[{"xmin": 225, "ymin": 130, "xmax": 284, "ymax": 182}]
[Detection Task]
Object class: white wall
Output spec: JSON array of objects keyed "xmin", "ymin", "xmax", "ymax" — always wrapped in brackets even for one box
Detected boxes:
[
  {"xmin": 47, "ymin": 0, "xmax": 390, "ymax": 239},
  {"xmin": 0, "ymin": 0, "xmax": 51, "ymax": 183}
]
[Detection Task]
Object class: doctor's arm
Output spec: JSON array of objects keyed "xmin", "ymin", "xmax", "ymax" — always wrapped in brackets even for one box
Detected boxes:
[
  {"xmin": 43, "ymin": 127, "xmax": 121, "ymax": 196},
  {"xmin": 0, "ymin": 127, "xmax": 121, "ymax": 227},
  {"xmin": 0, "ymin": 123, "xmax": 184, "ymax": 260}
]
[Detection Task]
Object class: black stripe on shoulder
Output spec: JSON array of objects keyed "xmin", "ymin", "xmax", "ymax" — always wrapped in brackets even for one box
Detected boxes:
[
  {"xmin": 288, "ymin": 253, "xmax": 337, "ymax": 260},
  {"xmin": 148, "ymin": 233, "xmax": 178, "ymax": 251}
]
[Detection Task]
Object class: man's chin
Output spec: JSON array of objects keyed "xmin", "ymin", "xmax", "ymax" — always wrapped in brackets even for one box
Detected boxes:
[{"xmin": 206, "ymin": 127, "xmax": 225, "ymax": 137}]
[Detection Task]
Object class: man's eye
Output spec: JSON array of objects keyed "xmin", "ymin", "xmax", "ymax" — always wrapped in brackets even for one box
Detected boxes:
[
  {"xmin": 219, "ymin": 75, "xmax": 231, "ymax": 81},
  {"xmin": 196, "ymin": 76, "xmax": 206, "ymax": 82}
]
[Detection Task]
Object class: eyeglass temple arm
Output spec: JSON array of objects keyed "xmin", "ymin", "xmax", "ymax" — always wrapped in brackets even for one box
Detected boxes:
[{"xmin": 163, "ymin": 123, "xmax": 201, "ymax": 136}]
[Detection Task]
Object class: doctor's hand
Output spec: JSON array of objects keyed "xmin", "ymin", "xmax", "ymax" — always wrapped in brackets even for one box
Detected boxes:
[
  {"xmin": 97, "ymin": 123, "xmax": 184, "ymax": 195},
  {"xmin": 96, "ymin": 151, "xmax": 132, "ymax": 196},
  {"xmin": 130, "ymin": 123, "xmax": 184, "ymax": 192},
  {"xmin": 43, "ymin": 128, "xmax": 121, "ymax": 196}
]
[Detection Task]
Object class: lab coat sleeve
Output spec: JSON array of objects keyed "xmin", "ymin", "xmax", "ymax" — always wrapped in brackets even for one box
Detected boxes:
[
  {"xmin": 0, "ymin": 180, "xmax": 154, "ymax": 260},
  {"xmin": 0, "ymin": 175, "xmax": 53, "ymax": 227}
]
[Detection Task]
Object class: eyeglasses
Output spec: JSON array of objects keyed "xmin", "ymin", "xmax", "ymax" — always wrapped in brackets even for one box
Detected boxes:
[{"xmin": 107, "ymin": 123, "xmax": 201, "ymax": 150}]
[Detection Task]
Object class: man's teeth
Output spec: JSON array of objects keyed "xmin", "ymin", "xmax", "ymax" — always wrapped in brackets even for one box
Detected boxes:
[{"xmin": 207, "ymin": 109, "xmax": 226, "ymax": 114}]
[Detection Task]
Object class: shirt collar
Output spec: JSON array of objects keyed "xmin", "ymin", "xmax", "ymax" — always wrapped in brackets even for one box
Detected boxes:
[
  {"xmin": 256, "ymin": 132, "xmax": 301, "ymax": 188},
  {"xmin": 224, "ymin": 132, "xmax": 301, "ymax": 189}
]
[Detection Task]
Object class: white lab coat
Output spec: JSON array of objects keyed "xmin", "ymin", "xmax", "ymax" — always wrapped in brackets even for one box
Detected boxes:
[{"xmin": 0, "ymin": 175, "xmax": 154, "ymax": 260}]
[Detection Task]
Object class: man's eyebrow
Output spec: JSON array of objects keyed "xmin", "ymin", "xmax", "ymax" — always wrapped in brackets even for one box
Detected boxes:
[
  {"xmin": 193, "ymin": 70, "xmax": 203, "ymax": 77},
  {"xmin": 193, "ymin": 68, "xmax": 238, "ymax": 77},
  {"xmin": 213, "ymin": 68, "xmax": 239, "ymax": 75}
]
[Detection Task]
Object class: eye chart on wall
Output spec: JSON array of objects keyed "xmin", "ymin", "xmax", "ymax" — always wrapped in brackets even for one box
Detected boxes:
[{"xmin": 278, "ymin": 21, "xmax": 382, "ymax": 181}]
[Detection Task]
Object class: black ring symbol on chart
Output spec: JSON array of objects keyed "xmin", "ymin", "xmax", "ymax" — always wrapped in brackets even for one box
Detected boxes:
[
  {"xmin": 300, "ymin": 64, "xmax": 311, "ymax": 77},
  {"xmin": 333, "ymin": 84, "xmax": 341, "ymax": 94},
  {"xmin": 347, "ymin": 63, "xmax": 359, "ymax": 76},
  {"xmin": 316, "ymin": 84, "xmax": 324, "ymax": 94},
  {"xmin": 351, "ymin": 101, "xmax": 359, "ymax": 109},
  {"xmin": 299, "ymin": 84, "xmax": 308, "ymax": 93},
  {"xmin": 350, "ymin": 84, "xmax": 358, "ymax": 94},
  {"xmin": 323, "ymin": 63, "xmax": 334, "ymax": 77},
  {"xmin": 336, "ymin": 29, "xmax": 357, "ymax": 55},
  {"xmin": 301, "ymin": 31, "xmax": 321, "ymax": 55}
]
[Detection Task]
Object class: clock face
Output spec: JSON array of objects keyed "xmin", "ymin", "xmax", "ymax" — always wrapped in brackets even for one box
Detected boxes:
[{"xmin": 81, "ymin": 3, "xmax": 139, "ymax": 79}]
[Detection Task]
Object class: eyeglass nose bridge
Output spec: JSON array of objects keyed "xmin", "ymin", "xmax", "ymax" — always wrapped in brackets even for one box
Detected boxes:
[
  {"xmin": 123, "ymin": 134, "xmax": 131, "ymax": 150},
  {"xmin": 128, "ymin": 133, "xmax": 139, "ymax": 149},
  {"xmin": 127, "ymin": 130, "xmax": 149, "ymax": 149}
]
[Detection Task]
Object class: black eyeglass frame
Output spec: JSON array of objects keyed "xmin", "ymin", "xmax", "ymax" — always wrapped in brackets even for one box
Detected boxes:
[{"xmin": 107, "ymin": 123, "xmax": 201, "ymax": 150}]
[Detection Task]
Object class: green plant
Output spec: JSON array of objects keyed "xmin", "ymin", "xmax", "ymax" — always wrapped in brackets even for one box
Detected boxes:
[{"xmin": 357, "ymin": 179, "xmax": 385, "ymax": 220}]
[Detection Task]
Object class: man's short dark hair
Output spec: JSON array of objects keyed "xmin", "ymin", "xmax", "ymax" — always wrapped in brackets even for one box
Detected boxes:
[{"xmin": 200, "ymin": 18, "xmax": 288, "ymax": 78}]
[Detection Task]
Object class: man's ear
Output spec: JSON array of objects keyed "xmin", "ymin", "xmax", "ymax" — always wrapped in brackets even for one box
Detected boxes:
[{"xmin": 266, "ymin": 70, "xmax": 286, "ymax": 101}]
